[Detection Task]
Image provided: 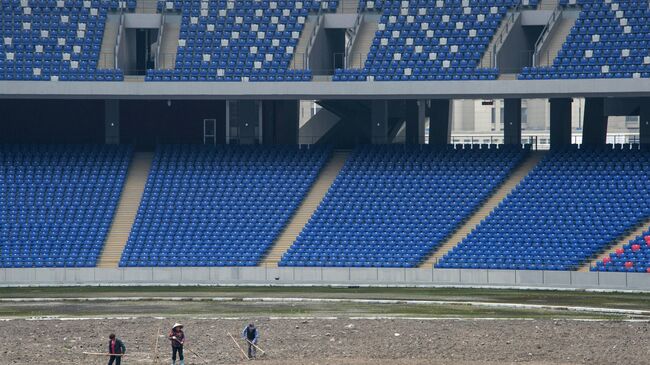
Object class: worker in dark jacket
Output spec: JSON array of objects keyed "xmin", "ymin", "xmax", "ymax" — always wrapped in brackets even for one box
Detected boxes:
[
  {"xmin": 168, "ymin": 323, "xmax": 185, "ymax": 365},
  {"xmin": 107, "ymin": 333, "xmax": 126, "ymax": 365},
  {"xmin": 241, "ymin": 323, "xmax": 259, "ymax": 359}
]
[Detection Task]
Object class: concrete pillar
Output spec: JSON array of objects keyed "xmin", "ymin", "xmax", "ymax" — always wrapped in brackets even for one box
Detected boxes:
[
  {"xmin": 104, "ymin": 100, "xmax": 120, "ymax": 144},
  {"xmin": 550, "ymin": 98, "xmax": 572, "ymax": 149},
  {"xmin": 405, "ymin": 99, "xmax": 426, "ymax": 145},
  {"xmin": 371, "ymin": 100, "xmax": 389, "ymax": 144},
  {"xmin": 582, "ymin": 97, "xmax": 607, "ymax": 146},
  {"xmin": 261, "ymin": 100, "xmax": 299, "ymax": 145},
  {"xmin": 428, "ymin": 99, "xmax": 451, "ymax": 145},
  {"xmin": 640, "ymin": 97, "xmax": 650, "ymax": 146},
  {"xmin": 232, "ymin": 100, "xmax": 260, "ymax": 144},
  {"xmin": 503, "ymin": 98, "xmax": 521, "ymax": 145}
]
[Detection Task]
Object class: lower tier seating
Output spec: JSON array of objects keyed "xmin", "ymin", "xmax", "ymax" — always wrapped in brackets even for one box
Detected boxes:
[
  {"xmin": 592, "ymin": 229, "xmax": 650, "ymax": 272},
  {"xmin": 120, "ymin": 145, "xmax": 331, "ymax": 267},
  {"xmin": 279, "ymin": 144, "xmax": 528, "ymax": 267},
  {"xmin": 0, "ymin": 145, "xmax": 132, "ymax": 268},
  {"xmin": 437, "ymin": 146, "xmax": 650, "ymax": 271}
]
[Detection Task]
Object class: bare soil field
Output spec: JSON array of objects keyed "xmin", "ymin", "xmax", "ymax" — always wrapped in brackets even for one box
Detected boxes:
[{"xmin": 2, "ymin": 317, "xmax": 648, "ymax": 365}]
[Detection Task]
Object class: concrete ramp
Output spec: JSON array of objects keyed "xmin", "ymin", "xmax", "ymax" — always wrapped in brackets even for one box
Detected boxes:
[
  {"xmin": 98, "ymin": 15, "xmax": 120, "ymax": 69},
  {"xmin": 299, "ymin": 108, "xmax": 341, "ymax": 145},
  {"xmin": 97, "ymin": 152, "xmax": 154, "ymax": 268},
  {"xmin": 158, "ymin": 16, "xmax": 181, "ymax": 69},
  {"xmin": 347, "ymin": 15, "xmax": 379, "ymax": 68},
  {"xmin": 290, "ymin": 16, "xmax": 317, "ymax": 70},
  {"xmin": 260, "ymin": 151, "xmax": 350, "ymax": 267},
  {"xmin": 420, "ymin": 151, "xmax": 546, "ymax": 268},
  {"xmin": 536, "ymin": 10, "xmax": 579, "ymax": 67},
  {"xmin": 578, "ymin": 218, "xmax": 650, "ymax": 272}
]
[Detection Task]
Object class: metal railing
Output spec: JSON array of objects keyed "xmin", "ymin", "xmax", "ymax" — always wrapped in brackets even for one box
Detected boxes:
[
  {"xmin": 533, "ymin": 5, "xmax": 563, "ymax": 66},
  {"xmin": 491, "ymin": 5, "xmax": 521, "ymax": 68},
  {"xmin": 449, "ymin": 133, "xmax": 642, "ymax": 150},
  {"xmin": 114, "ymin": 11, "xmax": 125, "ymax": 69},
  {"xmin": 155, "ymin": 13, "xmax": 166, "ymax": 69},
  {"xmin": 344, "ymin": 13, "xmax": 364, "ymax": 68},
  {"xmin": 306, "ymin": 9, "xmax": 324, "ymax": 67}
]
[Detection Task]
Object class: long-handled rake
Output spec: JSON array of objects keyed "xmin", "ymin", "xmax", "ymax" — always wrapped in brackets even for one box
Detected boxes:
[
  {"xmin": 245, "ymin": 339, "xmax": 267, "ymax": 357},
  {"xmin": 227, "ymin": 332, "xmax": 250, "ymax": 361}
]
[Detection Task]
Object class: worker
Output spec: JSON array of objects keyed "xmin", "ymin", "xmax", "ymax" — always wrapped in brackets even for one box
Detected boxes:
[
  {"xmin": 241, "ymin": 323, "xmax": 259, "ymax": 359},
  {"xmin": 168, "ymin": 323, "xmax": 185, "ymax": 365},
  {"xmin": 107, "ymin": 333, "xmax": 126, "ymax": 365}
]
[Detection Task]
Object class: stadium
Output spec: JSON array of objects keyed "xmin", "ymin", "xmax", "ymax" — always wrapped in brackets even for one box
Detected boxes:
[{"xmin": 2, "ymin": 0, "xmax": 650, "ymax": 363}]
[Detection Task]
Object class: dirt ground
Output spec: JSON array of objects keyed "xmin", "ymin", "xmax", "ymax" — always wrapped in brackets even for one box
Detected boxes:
[{"xmin": 1, "ymin": 317, "xmax": 648, "ymax": 365}]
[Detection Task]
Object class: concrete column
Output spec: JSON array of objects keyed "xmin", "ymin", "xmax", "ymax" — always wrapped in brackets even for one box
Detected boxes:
[
  {"xmin": 405, "ymin": 99, "xmax": 426, "ymax": 145},
  {"xmin": 233, "ymin": 100, "xmax": 259, "ymax": 144},
  {"xmin": 262, "ymin": 100, "xmax": 299, "ymax": 145},
  {"xmin": 104, "ymin": 100, "xmax": 120, "ymax": 144},
  {"xmin": 550, "ymin": 98, "xmax": 572, "ymax": 149},
  {"xmin": 582, "ymin": 97, "xmax": 607, "ymax": 146},
  {"xmin": 503, "ymin": 98, "xmax": 522, "ymax": 145},
  {"xmin": 371, "ymin": 100, "xmax": 389, "ymax": 144},
  {"xmin": 428, "ymin": 99, "xmax": 451, "ymax": 145},
  {"xmin": 640, "ymin": 97, "xmax": 650, "ymax": 146}
]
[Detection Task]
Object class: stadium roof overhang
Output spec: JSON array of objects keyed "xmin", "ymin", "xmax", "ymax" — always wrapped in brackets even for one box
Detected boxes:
[{"xmin": 1, "ymin": 79, "xmax": 650, "ymax": 99}]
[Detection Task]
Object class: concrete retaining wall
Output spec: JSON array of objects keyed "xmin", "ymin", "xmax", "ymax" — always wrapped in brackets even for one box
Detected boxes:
[{"xmin": 1, "ymin": 267, "xmax": 650, "ymax": 290}]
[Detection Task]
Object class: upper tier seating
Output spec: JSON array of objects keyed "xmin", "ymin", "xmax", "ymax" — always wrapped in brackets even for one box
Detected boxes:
[
  {"xmin": 145, "ymin": 0, "xmax": 328, "ymax": 81},
  {"xmin": 592, "ymin": 229, "xmax": 650, "ymax": 272},
  {"xmin": 519, "ymin": 0, "xmax": 650, "ymax": 79},
  {"xmin": 0, "ymin": 145, "xmax": 132, "ymax": 268},
  {"xmin": 0, "ymin": 0, "xmax": 126, "ymax": 81},
  {"xmin": 120, "ymin": 145, "xmax": 331, "ymax": 267},
  {"xmin": 437, "ymin": 146, "xmax": 650, "ymax": 271},
  {"xmin": 333, "ymin": 0, "xmax": 534, "ymax": 81},
  {"xmin": 279, "ymin": 144, "xmax": 528, "ymax": 267}
]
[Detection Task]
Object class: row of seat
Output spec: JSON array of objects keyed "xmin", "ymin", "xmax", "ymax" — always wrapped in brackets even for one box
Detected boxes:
[
  {"xmin": 0, "ymin": 144, "xmax": 132, "ymax": 268},
  {"xmin": 438, "ymin": 147, "xmax": 650, "ymax": 270},
  {"xmin": 279, "ymin": 145, "xmax": 528, "ymax": 267},
  {"xmin": 120, "ymin": 145, "xmax": 331, "ymax": 267}
]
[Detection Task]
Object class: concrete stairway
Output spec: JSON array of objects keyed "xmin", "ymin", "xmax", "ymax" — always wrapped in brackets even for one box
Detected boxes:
[
  {"xmin": 577, "ymin": 218, "xmax": 650, "ymax": 272},
  {"xmin": 136, "ymin": 0, "xmax": 158, "ymax": 13},
  {"xmin": 536, "ymin": 12, "xmax": 578, "ymax": 67},
  {"xmin": 347, "ymin": 15, "xmax": 378, "ymax": 68},
  {"xmin": 419, "ymin": 151, "xmax": 546, "ymax": 268},
  {"xmin": 538, "ymin": 0, "xmax": 559, "ymax": 9},
  {"xmin": 260, "ymin": 150, "xmax": 350, "ymax": 267},
  {"xmin": 337, "ymin": 0, "xmax": 359, "ymax": 13},
  {"xmin": 158, "ymin": 19, "xmax": 181, "ymax": 69},
  {"xmin": 98, "ymin": 16, "xmax": 119, "ymax": 69},
  {"xmin": 97, "ymin": 152, "xmax": 154, "ymax": 268},
  {"xmin": 290, "ymin": 16, "xmax": 317, "ymax": 70}
]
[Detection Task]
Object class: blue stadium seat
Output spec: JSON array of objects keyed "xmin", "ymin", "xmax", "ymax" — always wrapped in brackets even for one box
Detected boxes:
[
  {"xmin": 279, "ymin": 144, "xmax": 528, "ymax": 267},
  {"xmin": 0, "ymin": 144, "xmax": 132, "ymax": 268},
  {"xmin": 119, "ymin": 145, "xmax": 331, "ymax": 267},
  {"xmin": 438, "ymin": 146, "xmax": 650, "ymax": 271}
]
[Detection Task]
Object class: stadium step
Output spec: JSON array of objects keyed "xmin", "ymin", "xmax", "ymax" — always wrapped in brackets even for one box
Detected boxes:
[
  {"xmin": 577, "ymin": 217, "xmax": 650, "ymax": 272},
  {"xmin": 136, "ymin": 0, "xmax": 158, "ymax": 13},
  {"xmin": 158, "ymin": 16, "xmax": 181, "ymax": 70},
  {"xmin": 290, "ymin": 16, "xmax": 318, "ymax": 70},
  {"xmin": 98, "ymin": 15, "xmax": 119, "ymax": 69},
  {"xmin": 97, "ymin": 152, "xmax": 154, "ymax": 268},
  {"xmin": 260, "ymin": 150, "xmax": 350, "ymax": 267},
  {"xmin": 419, "ymin": 151, "xmax": 547, "ymax": 268},
  {"xmin": 347, "ymin": 15, "xmax": 379, "ymax": 68},
  {"xmin": 535, "ymin": 10, "xmax": 579, "ymax": 67}
]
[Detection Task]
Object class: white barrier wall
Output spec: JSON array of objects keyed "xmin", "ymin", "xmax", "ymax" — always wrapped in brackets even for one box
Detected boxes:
[{"xmin": 1, "ymin": 267, "xmax": 650, "ymax": 290}]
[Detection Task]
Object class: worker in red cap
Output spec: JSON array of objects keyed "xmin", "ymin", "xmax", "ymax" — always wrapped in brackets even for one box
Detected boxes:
[{"xmin": 168, "ymin": 323, "xmax": 185, "ymax": 365}]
